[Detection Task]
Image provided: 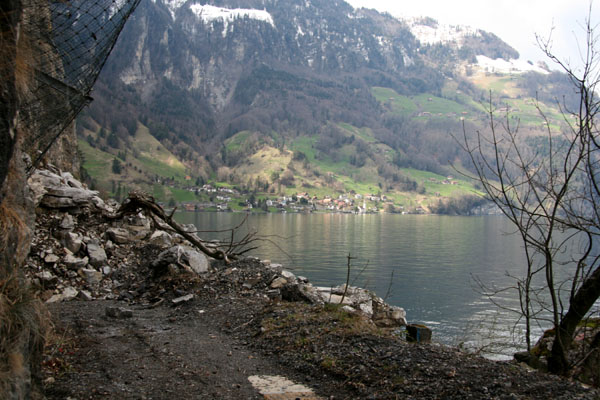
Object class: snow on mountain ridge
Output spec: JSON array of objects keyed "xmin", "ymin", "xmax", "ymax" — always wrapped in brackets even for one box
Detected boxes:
[
  {"xmin": 189, "ymin": 4, "xmax": 275, "ymax": 37},
  {"xmin": 475, "ymin": 55, "xmax": 549, "ymax": 75},
  {"xmin": 408, "ymin": 18, "xmax": 546, "ymax": 74},
  {"xmin": 407, "ymin": 18, "xmax": 478, "ymax": 46},
  {"xmin": 161, "ymin": 0, "xmax": 188, "ymax": 19}
]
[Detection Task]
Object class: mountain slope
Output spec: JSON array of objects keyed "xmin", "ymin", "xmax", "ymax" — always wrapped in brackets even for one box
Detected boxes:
[{"xmin": 79, "ymin": 0, "xmax": 572, "ymax": 212}]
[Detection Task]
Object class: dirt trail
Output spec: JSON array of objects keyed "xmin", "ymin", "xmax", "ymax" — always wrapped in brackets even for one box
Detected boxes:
[{"xmin": 45, "ymin": 300, "xmax": 326, "ymax": 399}]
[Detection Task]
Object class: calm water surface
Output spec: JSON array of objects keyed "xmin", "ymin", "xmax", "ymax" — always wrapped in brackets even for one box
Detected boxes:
[{"xmin": 176, "ymin": 212, "xmax": 539, "ymax": 357}]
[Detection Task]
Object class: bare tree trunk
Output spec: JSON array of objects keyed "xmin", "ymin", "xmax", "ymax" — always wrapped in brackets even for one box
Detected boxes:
[{"xmin": 548, "ymin": 266, "xmax": 600, "ymax": 374}]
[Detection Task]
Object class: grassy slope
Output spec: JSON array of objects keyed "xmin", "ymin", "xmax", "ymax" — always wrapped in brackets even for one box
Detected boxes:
[
  {"xmin": 79, "ymin": 122, "xmax": 195, "ymax": 202},
  {"xmin": 373, "ymin": 73, "xmax": 565, "ymax": 130},
  {"xmin": 466, "ymin": 70, "xmax": 565, "ymax": 130},
  {"xmin": 133, "ymin": 124, "xmax": 187, "ymax": 181},
  {"xmin": 282, "ymin": 124, "xmax": 480, "ymax": 209},
  {"xmin": 371, "ymin": 85, "xmax": 483, "ymax": 121},
  {"xmin": 79, "ymin": 65, "xmax": 566, "ymax": 212}
]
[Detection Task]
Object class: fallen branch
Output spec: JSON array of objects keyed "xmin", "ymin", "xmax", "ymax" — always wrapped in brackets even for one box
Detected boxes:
[{"xmin": 111, "ymin": 191, "xmax": 246, "ymax": 263}]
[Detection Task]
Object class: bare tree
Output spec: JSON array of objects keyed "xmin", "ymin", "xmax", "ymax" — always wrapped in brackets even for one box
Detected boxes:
[{"xmin": 459, "ymin": 9, "xmax": 600, "ymax": 375}]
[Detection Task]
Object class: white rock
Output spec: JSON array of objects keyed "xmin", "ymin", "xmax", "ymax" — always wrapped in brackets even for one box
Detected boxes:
[
  {"xmin": 64, "ymin": 232, "xmax": 83, "ymax": 253},
  {"xmin": 358, "ymin": 300, "xmax": 373, "ymax": 317},
  {"xmin": 281, "ymin": 270, "xmax": 296, "ymax": 281},
  {"xmin": 61, "ymin": 172, "xmax": 84, "ymax": 189},
  {"xmin": 46, "ymin": 286, "xmax": 78, "ymax": 303},
  {"xmin": 390, "ymin": 306, "xmax": 407, "ymax": 325},
  {"xmin": 80, "ymin": 268, "xmax": 102, "ymax": 285},
  {"xmin": 179, "ymin": 245, "xmax": 208, "ymax": 274},
  {"xmin": 270, "ymin": 277, "xmax": 288, "ymax": 289},
  {"xmin": 44, "ymin": 254, "xmax": 60, "ymax": 264},
  {"xmin": 36, "ymin": 271, "xmax": 57, "ymax": 282},
  {"xmin": 106, "ymin": 227, "xmax": 131, "ymax": 244},
  {"xmin": 86, "ymin": 242, "xmax": 107, "ymax": 267},
  {"xmin": 59, "ymin": 214, "xmax": 75, "ymax": 230},
  {"xmin": 325, "ymin": 294, "xmax": 352, "ymax": 305},
  {"xmin": 172, "ymin": 294, "xmax": 194, "ymax": 304},
  {"xmin": 78, "ymin": 290, "xmax": 93, "ymax": 301},
  {"xmin": 341, "ymin": 305, "xmax": 356, "ymax": 314}
]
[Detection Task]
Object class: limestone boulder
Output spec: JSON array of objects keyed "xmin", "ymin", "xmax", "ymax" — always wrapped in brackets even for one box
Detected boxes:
[
  {"xmin": 151, "ymin": 245, "xmax": 209, "ymax": 275},
  {"xmin": 28, "ymin": 169, "xmax": 106, "ymax": 210},
  {"xmin": 63, "ymin": 232, "xmax": 83, "ymax": 254},
  {"xmin": 86, "ymin": 242, "xmax": 107, "ymax": 268},
  {"xmin": 270, "ymin": 277, "xmax": 288, "ymax": 289},
  {"xmin": 178, "ymin": 245, "xmax": 209, "ymax": 274},
  {"xmin": 63, "ymin": 254, "xmax": 88, "ymax": 270},
  {"xmin": 149, "ymin": 230, "xmax": 173, "ymax": 247},
  {"xmin": 106, "ymin": 227, "xmax": 131, "ymax": 244},
  {"xmin": 79, "ymin": 268, "xmax": 102, "ymax": 285},
  {"xmin": 46, "ymin": 286, "xmax": 78, "ymax": 303}
]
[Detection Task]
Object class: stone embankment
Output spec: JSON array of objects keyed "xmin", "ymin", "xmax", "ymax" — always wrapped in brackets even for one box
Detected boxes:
[{"xmin": 27, "ymin": 168, "xmax": 600, "ymax": 399}]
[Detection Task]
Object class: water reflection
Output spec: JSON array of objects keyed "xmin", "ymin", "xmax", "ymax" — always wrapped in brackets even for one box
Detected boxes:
[{"xmin": 176, "ymin": 212, "xmax": 535, "ymax": 358}]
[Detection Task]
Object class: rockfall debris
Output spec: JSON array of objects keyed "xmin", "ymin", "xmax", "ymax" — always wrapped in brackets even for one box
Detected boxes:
[{"xmin": 26, "ymin": 168, "xmax": 406, "ymax": 328}]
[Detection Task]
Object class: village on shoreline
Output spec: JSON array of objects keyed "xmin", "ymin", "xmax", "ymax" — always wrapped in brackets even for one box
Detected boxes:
[{"xmin": 173, "ymin": 183, "xmax": 427, "ymax": 214}]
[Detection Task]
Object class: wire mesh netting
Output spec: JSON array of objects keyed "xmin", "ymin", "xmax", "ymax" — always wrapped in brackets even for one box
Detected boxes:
[{"xmin": 20, "ymin": 0, "xmax": 141, "ymax": 170}]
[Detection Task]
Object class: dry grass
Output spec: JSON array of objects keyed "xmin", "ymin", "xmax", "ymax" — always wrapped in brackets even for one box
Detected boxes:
[
  {"xmin": 0, "ymin": 274, "xmax": 48, "ymax": 396},
  {"xmin": 0, "ymin": 184, "xmax": 46, "ymax": 396}
]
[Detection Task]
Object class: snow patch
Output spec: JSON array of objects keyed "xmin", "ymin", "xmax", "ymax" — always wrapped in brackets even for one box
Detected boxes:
[
  {"xmin": 408, "ymin": 19, "xmax": 477, "ymax": 46},
  {"xmin": 189, "ymin": 4, "xmax": 274, "ymax": 37},
  {"xmin": 163, "ymin": 0, "xmax": 188, "ymax": 20},
  {"xmin": 296, "ymin": 25, "xmax": 305, "ymax": 39},
  {"xmin": 476, "ymin": 55, "xmax": 549, "ymax": 75}
]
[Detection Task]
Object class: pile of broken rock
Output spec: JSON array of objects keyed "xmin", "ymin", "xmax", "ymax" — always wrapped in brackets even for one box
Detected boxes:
[{"xmin": 24, "ymin": 168, "xmax": 407, "ymax": 330}]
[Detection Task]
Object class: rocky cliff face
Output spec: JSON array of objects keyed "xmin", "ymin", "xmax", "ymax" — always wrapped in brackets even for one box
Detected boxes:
[
  {"xmin": 18, "ymin": 0, "xmax": 81, "ymax": 175},
  {"xmin": 93, "ymin": 0, "xmax": 517, "ymax": 156},
  {"xmin": 113, "ymin": 0, "xmax": 420, "ymax": 111},
  {"xmin": 40, "ymin": 123, "xmax": 80, "ymax": 176}
]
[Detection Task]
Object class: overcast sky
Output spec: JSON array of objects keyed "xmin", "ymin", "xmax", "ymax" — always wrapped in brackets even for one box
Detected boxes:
[{"xmin": 345, "ymin": 0, "xmax": 599, "ymax": 71}]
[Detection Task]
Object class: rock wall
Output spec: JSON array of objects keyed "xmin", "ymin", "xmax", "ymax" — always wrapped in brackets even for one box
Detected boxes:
[
  {"xmin": 19, "ymin": 0, "xmax": 81, "ymax": 175},
  {"xmin": 37, "ymin": 122, "xmax": 80, "ymax": 177},
  {"xmin": 0, "ymin": 0, "xmax": 79, "ymax": 396},
  {"xmin": 0, "ymin": 0, "xmax": 20, "ymax": 195},
  {"xmin": 0, "ymin": 1, "xmax": 47, "ymax": 397},
  {"xmin": 1, "ymin": 0, "xmax": 139, "ymax": 395}
]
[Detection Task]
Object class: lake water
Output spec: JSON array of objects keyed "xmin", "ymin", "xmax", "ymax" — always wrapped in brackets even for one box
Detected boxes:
[{"xmin": 175, "ymin": 212, "xmax": 545, "ymax": 358}]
